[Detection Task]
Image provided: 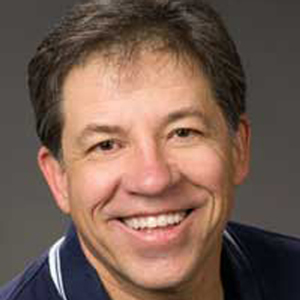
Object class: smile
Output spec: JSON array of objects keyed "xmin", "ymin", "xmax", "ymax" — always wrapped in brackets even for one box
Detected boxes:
[{"xmin": 121, "ymin": 210, "xmax": 190, "ymax": 231}]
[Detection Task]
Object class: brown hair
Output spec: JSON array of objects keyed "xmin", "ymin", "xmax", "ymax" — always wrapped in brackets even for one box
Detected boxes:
[{"xmin": 28, "ymin": 0, "xmax": 246, "ymax": 158}]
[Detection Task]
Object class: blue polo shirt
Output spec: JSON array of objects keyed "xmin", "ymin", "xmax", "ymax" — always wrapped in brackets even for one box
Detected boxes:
[{"xmin": 2, "ymin": 222, "xmax": 300, "ymax": 300}]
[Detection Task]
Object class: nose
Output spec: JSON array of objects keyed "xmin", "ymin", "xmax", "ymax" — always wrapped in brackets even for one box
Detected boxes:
[{"xmin": 122, "ymin": 146, "xmax": 180, "ymax": 196}]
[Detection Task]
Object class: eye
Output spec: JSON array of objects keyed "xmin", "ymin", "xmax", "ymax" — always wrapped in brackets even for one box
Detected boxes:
[
  {"xmin": 167, "ymin": 127, "xmax": 205, "ymax": 147},
  {"xmin": 91, "ymin": 139, "xmax": 122, "ymax": 153},
  {"xmin": 174, "ymin": 128, "xmax": 194, "ymax": 138},
  {"xmin": 98, "ymin": 140, "xmax": 116, "ymax": 151},
  {"xmin": 170, "ymin": 128, "xmax": 203, "ymax": 139}
]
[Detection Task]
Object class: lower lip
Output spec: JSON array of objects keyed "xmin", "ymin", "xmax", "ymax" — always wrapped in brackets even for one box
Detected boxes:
[{"xmin": 111, "ymin": 210, "xmax": 196, "ymax": 247}]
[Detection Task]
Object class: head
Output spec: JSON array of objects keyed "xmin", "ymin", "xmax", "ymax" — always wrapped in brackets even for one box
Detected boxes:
[
  {"xmin": 29, "ymin": 0, "xmax": 250, "ymax": 298},
  {"xmin": 28, "ymin": 0, "xmax": 246, "ymax": 160}
]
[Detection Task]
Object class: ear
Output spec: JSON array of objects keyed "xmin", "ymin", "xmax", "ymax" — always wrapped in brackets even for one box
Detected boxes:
[
  {"xmin": 37, "ymin": 146, "xmax": 70, "ymax": 214},
  {"xmin": 232, "ymin": 115, "xmax": 251, "ymax": 185}
]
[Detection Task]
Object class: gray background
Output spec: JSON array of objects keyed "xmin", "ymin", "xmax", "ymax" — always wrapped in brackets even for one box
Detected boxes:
[{"xmin": 1, "ymin": 0, "xmax": 299, "ymax": 285}]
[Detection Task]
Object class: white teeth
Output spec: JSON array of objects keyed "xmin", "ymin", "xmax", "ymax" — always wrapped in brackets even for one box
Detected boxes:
[{"xmin": 123, "ymin": 211, "xmax": 187, "ymax": 230}]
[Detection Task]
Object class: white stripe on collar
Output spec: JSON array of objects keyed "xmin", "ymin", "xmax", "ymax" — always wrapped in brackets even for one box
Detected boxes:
[
  {"xmin": 48, "ymin": 237, "xmax": 68, "ymax": 300},
  {"xmin": 223, "ymin": 229, "xmax": 244, "ymax": 257}
]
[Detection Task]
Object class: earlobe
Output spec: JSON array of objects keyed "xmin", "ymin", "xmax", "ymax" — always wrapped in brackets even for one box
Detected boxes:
[
  {"xmin": 233, "ymin": 115, "xmax": 251, "ymax": 185},
  {"xmin": 37, "ymin": 147, "xmax": 70, "ymax": 214}
]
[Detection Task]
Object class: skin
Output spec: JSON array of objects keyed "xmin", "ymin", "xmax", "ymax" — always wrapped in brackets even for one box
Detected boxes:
[{"xmin": 38, "ymin": 52, "xmax": 250, "ymax": 300}]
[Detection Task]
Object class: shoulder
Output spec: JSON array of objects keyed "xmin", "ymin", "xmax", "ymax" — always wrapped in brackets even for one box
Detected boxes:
[
  {"xmin": 227, "ymin": 222, "xmax": 300, "ymax": 259},
  {"xmin": 226, "ymin": 222, "xmax": 300, "ymax": 298},
  {"xmin": 0, "ymin": 252, "xmax": 60, "ymax": 300}
]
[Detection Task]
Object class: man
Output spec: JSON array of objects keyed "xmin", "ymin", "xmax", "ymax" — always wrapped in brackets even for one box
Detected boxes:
[{"xmin": 1, "ymin": 0, "xmax": 300, "ymax": 299}]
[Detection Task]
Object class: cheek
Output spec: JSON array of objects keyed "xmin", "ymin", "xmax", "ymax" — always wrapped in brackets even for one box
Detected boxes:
[
  {"xmin": 176, "ymin": 146, "xmax": 232, "ymax": 192},
  {"xmin": 66, "ymin": 163, "xmax": 121, "ymax": 213},
  {"xmin": 177, "ymin": 147, "xmax": 234, "ymax": 236}
]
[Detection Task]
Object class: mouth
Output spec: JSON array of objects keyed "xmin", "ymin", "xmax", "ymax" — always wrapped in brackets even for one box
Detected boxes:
[{"xmin": 119, "ymin": 209, "xmax": 193, "ymax": 231}]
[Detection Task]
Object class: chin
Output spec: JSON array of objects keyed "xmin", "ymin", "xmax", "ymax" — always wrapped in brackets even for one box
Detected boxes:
[
  {"xmin": 127, "ymin": 274, "xmax": 189, "ymax": 293},
  {"xmin": 116, "ymin": 257, "xmax": 198, "ymax": 293}
]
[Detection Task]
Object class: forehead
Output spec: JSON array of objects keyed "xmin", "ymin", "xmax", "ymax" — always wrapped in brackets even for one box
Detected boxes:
[
  {"xmin": 68, "ymin": 52, "xmax": 202, "ymax": 87},
  {"xmin": 64, "ymin": 51, "xmax": 213, "ymax": 99},
  {"xmin": 61, "ymin": 51, "xmax": 225, "ymax": 132}
]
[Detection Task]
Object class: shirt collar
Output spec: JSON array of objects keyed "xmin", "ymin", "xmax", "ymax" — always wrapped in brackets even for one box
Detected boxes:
[
  {"xmin": 59, "ymin": 224, "xmax": 111, "ymax": 300},
  {"xmin": 222, "ymin": 225, "xmax": 264, "ymax": 300}
]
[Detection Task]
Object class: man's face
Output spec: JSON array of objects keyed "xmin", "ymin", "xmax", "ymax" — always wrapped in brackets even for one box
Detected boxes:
[{"xmin": 39, "ymin": 53, "xmax": 249, "ymax": 295}]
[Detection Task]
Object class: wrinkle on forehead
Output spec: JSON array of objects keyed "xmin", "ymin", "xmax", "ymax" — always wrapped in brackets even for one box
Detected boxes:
[
  {"xmin": 70, "ymin": 49, "xmax": 206, "ymax": 94},
  {"xmin": 63, "ymin": 49, "xmax": 230, "ymax": 138}
]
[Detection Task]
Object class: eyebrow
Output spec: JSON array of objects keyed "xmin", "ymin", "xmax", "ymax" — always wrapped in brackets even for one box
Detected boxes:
[
  {"xmin": 76, "ymin": 124, "xmax": 125, "ymax": 146},
  {"xmin": 76, "ymin": 106, "xmax": 209, "ymax": 146},
  {"xmin": 164, "ymin": 106, "xmax": 208, "ymax": 126}
]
